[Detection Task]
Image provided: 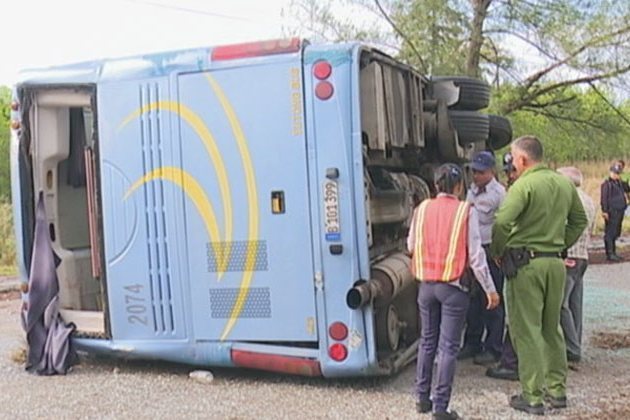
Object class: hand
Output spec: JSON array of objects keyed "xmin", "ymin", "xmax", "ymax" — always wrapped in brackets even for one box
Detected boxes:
[
  {"xmin": 602, "ymin": 212, "xmax": 609, "ymax": 221},
  {"xmin": 486, "ymin": 292, "xmax": 500, "ymax": 310},
  {"xmin": 493, "ymin": 257, "xmax": 502, "ymax": 267}
]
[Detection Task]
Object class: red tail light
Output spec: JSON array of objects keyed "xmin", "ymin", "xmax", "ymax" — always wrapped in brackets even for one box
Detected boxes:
[
  {"xmin": 328, "ymin": 343, "xmax": 348, "ymax": 362},
  {"xmin": 212, "ymin": 38, "xmax": 301, "ymax": 61},
  {"xmin": 315, "ymin": 81, "xmax": 334, "ymax": 100},
  {"xmin": 313, "ymin": 60, "xmax": 332, "ymax": 80},
  {"xmin": 231, "ymin": 349, "xmax": 322, "ymax": 376},
  {"xmin": 328, "ymin": 322, "xmax": 348, "ymax": 341}
]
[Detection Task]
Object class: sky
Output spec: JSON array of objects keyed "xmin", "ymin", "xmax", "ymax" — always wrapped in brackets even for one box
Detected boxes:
[{"xmin": 2, "ymin": 0, "xmax": 293, "ymax": 86}]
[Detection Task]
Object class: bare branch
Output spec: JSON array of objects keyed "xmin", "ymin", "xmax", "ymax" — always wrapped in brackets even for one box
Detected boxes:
[
  {"xmin": 588, "ymin": 82, "xmax": 630, "ymax": 128},
  {"xmin": 374, "ymin": 0, "xmax": 427, "ymax": 72},
  {"xmin": 521, "ymin": 107, "xmax": 610, "ymax": 131},
  {"xmin": 484, "ymin": 28, "xmax": 558, "ymax": 62},
  {"xmin": 522, "ymin": 25, "xmax": 630, "ymax": 89},
  {"xmin": 503, "ymin": 64, "xmax": 630, "ymax": 114},
  {"xmin": 524, "ymin": 95, "xmax": 577, "ymax": 109}
]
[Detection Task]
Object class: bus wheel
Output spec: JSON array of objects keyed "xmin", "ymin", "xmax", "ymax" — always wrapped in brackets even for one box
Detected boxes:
[
  {"xmin": 487, "ymin": 114, "xmax": 513, "ymax": 150},
  {"xmin": 431, "ymin": 76, "xmax": 491, "ymax": 111},
  {"xmin": 376, "ymin": 304, "xmax": 401, "ymax": 353},
  {"xmin": 449, "ymin": 110, "xmax": 490, "ymax": 145}
]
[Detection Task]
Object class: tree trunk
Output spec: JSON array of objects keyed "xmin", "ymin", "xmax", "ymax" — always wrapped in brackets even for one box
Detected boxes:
[{"xmin": 466, "ymin": 0, "xmax": 492, "ymax": 78}]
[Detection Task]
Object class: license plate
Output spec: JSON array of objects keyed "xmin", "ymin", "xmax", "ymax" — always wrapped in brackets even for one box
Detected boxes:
[{"xmin": 323, "ymin": 180, "xmax": 341, "ymax": 241}]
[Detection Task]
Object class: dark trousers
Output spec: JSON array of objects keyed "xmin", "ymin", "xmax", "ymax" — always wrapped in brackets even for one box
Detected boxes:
[
  {"xmin": 463, "ymin": 247, "xmax": 505, "ymax": 356},
  {"xmin": 415, "ymin": 282, "xmax": 470, "ymax": 413},
  {"xmin": 561, "ymin": 258, "xmax": 588, "ymax": 359},
  {"xmin": 499, "ymin": 329, "xmax": 518, "ymax": 370},
  {"xmin": 604, "ymin": 209, "xmax": 624, "ymax": 255}
]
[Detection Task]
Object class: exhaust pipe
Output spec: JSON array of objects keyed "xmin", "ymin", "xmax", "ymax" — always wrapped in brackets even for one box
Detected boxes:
[{"xmin": 346, "ymin": 253, "xmax": 415, "ymax": 309}]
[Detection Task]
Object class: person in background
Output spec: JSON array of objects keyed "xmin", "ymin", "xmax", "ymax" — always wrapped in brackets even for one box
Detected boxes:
[
  {"xmin": 557, "ymin": 167, "xmax": 596, "ymax": 364},
  {"xmin": 458, "ymin": 152, "xmax": 506, "ymax": 366},
  {"xmin": 502, "ymin": 152, "xmax": 518, "ymax": 188},
  {"xmin": 409, "ymin": 163, "xmax": 500, "ymax": 420},
  {"xmin": 600, "ymin": 162, "xmax": 628, "ymax": 261},
  {"xmin": 491, "ymin": 135, "xmax": 587, "ymax": 415},
  {"xmin": 486, "ymin": 153, "xmax": 519, "ymax": 381},
  {"xmin": 613, "ymin": 159, "xmax": 630, "ymax": 201}
]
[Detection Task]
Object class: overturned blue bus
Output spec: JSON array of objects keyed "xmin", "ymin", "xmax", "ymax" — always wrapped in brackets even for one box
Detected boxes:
[{"xmin": 10, "ymin": 38, "xmax": 511, "ymax": 377}]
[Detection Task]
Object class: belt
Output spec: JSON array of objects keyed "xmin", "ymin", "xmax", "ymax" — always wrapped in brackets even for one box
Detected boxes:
[{"xmin": 528, "ymin": 250, "xmax": 563, "ymax": 259}]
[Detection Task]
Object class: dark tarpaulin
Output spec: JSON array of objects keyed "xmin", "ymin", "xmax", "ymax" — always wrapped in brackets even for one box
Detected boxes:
[
  {"xmin": 67, "ymin": 107, "xmax": 87, "ymax": 188},
  {"xmin": 21, "ymin": 192, "xmax": 77, "ymax": 375}
]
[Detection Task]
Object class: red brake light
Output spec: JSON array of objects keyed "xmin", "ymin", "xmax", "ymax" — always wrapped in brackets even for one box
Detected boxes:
[
  {"xmin": 315, "ymin": 81, "xmax": 334, "ymax": 100},
  {"xmin": 232, "ymin": 349, "xmax": 322, "ymax": 376},
  {"xmin": 212, "ymin": 38, "xmax": 301, "ymax": 61},
  {"xmin": 313, "ymin": 60, "xmax": 332, "ymax": 80},
  {"xmin": 328, "ymin": 343, "xmax": 348, "ymax": 362},
  {"xmin": 328, "ymin": 322, "xmax": 348, "ymax": 341}
]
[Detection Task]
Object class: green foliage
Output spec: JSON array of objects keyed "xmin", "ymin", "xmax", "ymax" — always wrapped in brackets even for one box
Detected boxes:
[
  {"xmin": 492, "ymin": 85, "xmax": 630, "ymax": 162},
  {"xmin": 0, "ymin": 86, "xmax": 10, "ymax": 202},
  {"xmin": 392, "ymin": 0, "xmax": 468, "ymax": 75},
  {"xmin": 0, "ymin": 200, "xmax": 16, "ymax": 270}
]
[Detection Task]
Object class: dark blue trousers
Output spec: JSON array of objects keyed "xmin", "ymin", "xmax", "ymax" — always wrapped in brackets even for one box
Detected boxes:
[
  {"xmin": 463, "ymin": 247, "xmax": 505, "ymax": 356},
  {"xmin": 415, "ymin": 282, "xmax": 470, "ymax": 413}
]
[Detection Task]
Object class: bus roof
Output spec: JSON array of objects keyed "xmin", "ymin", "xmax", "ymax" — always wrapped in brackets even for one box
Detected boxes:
[{"xmin": 16, "ymin": 38, "xmax": 362, "ymax": 86}]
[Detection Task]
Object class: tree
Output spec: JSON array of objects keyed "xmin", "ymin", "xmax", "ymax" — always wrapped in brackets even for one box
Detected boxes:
[{"xmin": 287, "ymin": 0, "xmax": 630, "ymax": 160}]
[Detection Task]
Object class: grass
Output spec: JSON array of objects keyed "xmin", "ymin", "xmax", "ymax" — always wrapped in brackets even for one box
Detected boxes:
[{"xmin": 0, "ymin": 200, "xmax": 17, "ymax": 275}]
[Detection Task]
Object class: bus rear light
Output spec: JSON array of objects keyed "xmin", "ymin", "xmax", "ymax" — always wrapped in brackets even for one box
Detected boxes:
[
  {"xmin": 212, "ymin": 38, "xmax": 301, "ymax": 61},
  {"xmin": 313, "ymin": 60, "xmax": 332, "ymax": 80},
  {"xmin": 315, "ymin": 81, "xmax": 334, "ymax": 100},
  {"xmin": 10, "ymin": 101, "xmax": 19, "ymax": 111},
  {"xmin": 231, "ymin": 349, "xmax": 322, "ymax": 376},
  {"xmin": 328, "ymin": 343, "xmax": 348, "ymax": 362},
  {"xmin": 328, "ymin": 322, "xmax": 348, "ymax": 341}
]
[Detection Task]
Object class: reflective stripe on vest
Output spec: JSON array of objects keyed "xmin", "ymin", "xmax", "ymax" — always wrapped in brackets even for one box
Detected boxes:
[{"xmin": 412, "ymin": 196, "xmax": 470, "ymax": 281}]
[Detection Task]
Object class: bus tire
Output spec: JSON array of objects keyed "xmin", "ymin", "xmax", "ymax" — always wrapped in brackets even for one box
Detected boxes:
[
  {"xmin": 449, "ymin": 110, "xmax": 490, "ymax": 144},
  {"xmin": 487, "ymin": 114, "xmax": 513, "ymax": 150},
  {"xmin": 432, "ymin": 76, "xmax": 490, "ymax": 110}
]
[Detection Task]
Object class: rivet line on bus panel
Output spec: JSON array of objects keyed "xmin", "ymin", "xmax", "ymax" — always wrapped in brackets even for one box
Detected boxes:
[{"xmin": 119, "ymin": 101, "xmax": 233, "ymax": 276}]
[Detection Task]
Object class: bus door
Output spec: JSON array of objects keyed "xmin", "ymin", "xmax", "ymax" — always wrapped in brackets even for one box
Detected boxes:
[{"xmin": 177, "ymin": 55, "xmax": 318, "ymax": 342}]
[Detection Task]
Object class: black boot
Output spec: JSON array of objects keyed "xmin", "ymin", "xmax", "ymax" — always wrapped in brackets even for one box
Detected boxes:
[{"xmin": 605, "ymin": 240, "xmax": 618, "ymax": 261}]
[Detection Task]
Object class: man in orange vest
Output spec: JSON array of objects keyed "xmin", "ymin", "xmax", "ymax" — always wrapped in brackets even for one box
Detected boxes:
[{"xmin": 408, "ymin": 163, "xmax": 500, "ymax": 420}]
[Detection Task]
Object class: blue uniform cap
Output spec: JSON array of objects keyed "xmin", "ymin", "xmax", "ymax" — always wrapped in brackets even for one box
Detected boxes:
[
  {"xmin": 610, "ymin": 163, "xmax": 623, "ymax": 174},
  {"xmin": 471, "ymin": 151, "xmax": 496, "ymax": 171}
]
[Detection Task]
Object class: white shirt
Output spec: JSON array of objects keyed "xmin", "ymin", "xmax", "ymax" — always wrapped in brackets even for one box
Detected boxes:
[{"xmin": 466, "ymin": 177, "xmax": 506, "ymax": 245}]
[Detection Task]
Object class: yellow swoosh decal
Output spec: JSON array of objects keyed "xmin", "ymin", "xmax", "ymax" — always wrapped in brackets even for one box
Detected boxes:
[
  {"xmin": 206, "ymin": 74, "xmax": 259, "ymax": 341},
  {"xmin": 125, "ymin": 167, "xmax": 225, "ymax": 261},
  {"xmin": 120, "ymin": 101, "xmax": 232, "ymax": 275}
]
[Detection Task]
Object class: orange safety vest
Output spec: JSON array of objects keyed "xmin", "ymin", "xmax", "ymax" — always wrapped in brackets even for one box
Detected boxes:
[{"xmin": 411, "ymin": 195, "xmax": 470, "ymax": 282}]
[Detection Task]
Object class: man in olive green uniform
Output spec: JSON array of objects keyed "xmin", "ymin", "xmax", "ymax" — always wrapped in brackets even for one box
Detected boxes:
[{"xmin": 491, "ymin": 136, "xmax": 587, "ymax": 415}]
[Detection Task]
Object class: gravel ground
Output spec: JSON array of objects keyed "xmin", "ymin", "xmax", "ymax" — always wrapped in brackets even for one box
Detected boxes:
[{"xmin": 1, "ymin": 262, "xmax": 630, "ymax": 419}]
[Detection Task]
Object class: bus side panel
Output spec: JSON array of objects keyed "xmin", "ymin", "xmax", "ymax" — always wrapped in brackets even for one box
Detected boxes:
[
  {"xmin": 177, "ymin": 56, "xmax": 317, "ymax": 342},
  {"xmin": 303, "ymin": 45, "xmax": 373, "ymax": 375},
  {"xmin": 97, "ymin": 78, "xmax": 188, "ymax": 340}
]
